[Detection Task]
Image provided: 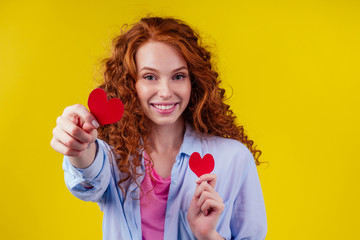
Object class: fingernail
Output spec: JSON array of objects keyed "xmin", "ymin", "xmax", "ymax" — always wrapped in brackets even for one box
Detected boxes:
[
  {"xmin": 195, "ymin": 178, "xmax": 200, "ymax": 183},
  {"xmin": 92, "ymin": 120, "xmax": 100, "ymax": 128}
]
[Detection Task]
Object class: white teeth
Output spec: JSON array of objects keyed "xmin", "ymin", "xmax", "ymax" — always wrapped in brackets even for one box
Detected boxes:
[{"xmin": 153, "ymin": 104, "xmax": 175, "ymax": 110}]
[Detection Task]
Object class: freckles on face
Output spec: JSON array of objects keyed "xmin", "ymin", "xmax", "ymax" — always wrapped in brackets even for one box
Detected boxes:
[{"xmin": 134, "ymin": 41, "xmax": 191, "ymax": 126}]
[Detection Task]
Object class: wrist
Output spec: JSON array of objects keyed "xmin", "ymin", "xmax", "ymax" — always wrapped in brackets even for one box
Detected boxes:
[{"xmin": 69, "ymin": 141, "xmax": 98, "ymax": 169}]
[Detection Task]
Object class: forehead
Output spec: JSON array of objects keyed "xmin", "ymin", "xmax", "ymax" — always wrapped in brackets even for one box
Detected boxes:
[{"xmin": 135, "ymin": 41, "xmax": 188, "ymax": 71}]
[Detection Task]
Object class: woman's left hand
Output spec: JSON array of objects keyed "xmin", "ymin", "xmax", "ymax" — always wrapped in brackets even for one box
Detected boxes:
[{"xmin": 187, "ymin": 174, "xmax": 225, "ymax": 240}]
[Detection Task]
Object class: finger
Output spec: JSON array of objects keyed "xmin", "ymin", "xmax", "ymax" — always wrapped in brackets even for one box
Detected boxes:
[
  {"xmin": 57, "ymin": 116, "xmax": 93, "ymax": 143},
  {"xmin": 52, "ymin": 126, "xmax": 89, "ymax": 151},
  {"xmin": 197, "ymin": 190, "xmax": 222, "ymax": 209},
  {"xmin": 200, "ymin": 199, "xmax": 225, "ymax": 216},
  {"xmin": 194, "ymin": 181, "xmax": 216, "ymax": 199},
  {"xmin": 83, "ymin": 121, "xmax": 98, "ymax": 133},
  {"xmin": 195, "ymin": 173, "xmax": 217, "ymax": 188},
  {"xmin": 63, "ymin": 104, "xmax": 100, "ymax": 130},
  {"xmin": 50, "ymin": 137, "xmax": 84, "ymax": 157}
]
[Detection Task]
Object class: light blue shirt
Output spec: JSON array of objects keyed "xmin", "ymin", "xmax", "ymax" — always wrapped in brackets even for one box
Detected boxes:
[{"xmin": 63, "ymin": 126, "xmax": 267, "ymax": 239}]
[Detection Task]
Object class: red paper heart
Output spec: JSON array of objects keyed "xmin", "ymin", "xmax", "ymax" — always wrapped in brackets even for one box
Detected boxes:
[
  {"xmin": 189, "ymin": 152, "xmax": 215, "ymax": 177},
  {"xmin": 88, "ymin": 88, "xmax": 124, "ymax": 126}
]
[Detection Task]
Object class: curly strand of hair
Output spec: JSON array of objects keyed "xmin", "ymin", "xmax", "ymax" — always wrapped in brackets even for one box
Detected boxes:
[{"xmin": 96, "ymin": 17, "xmax": 263, "ymax": 200}]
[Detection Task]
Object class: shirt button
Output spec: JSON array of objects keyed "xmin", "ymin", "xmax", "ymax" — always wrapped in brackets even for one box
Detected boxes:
[{"xmin": 173, "ymin": 180, "xmax": 178, "ymax": 185}]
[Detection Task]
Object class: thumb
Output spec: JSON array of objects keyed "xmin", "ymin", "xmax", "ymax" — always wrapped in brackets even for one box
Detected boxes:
[
  {"xmin": 83, "ymin": 120, "xmax": 99, "ymax": 133},
  {"xmin": 196, "ymin": 174, "xmax": 217, "ymax": 188}
]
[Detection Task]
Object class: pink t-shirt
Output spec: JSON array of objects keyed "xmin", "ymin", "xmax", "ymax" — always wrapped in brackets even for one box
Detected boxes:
[{"xmin": 140, "ymin": 154, "xmax": 171, "ymax": 240}]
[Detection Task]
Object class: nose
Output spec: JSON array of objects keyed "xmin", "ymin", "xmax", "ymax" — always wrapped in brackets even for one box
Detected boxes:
[{"xmin": 158, "ymin": 79, "xmax": 172, "ymax": 99}]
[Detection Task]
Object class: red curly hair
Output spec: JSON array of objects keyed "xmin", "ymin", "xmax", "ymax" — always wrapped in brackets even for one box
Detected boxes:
[{"xmin": 97, "ymin": 17, "xmax": 262, "ymax": 196}]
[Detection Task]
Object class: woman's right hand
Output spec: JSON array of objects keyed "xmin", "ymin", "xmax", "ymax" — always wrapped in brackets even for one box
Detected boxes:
[{"xmin": 50, "ymin": 104, "xmax": 100, "ymax": 168}]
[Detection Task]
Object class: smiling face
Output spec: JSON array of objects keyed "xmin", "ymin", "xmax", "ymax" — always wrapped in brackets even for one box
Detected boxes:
[{"xmin": 135, "ymin": 41, "xmax": 191, "ymax": 128}]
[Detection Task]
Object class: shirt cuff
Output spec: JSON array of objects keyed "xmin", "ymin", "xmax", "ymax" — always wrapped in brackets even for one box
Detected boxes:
[
  {"xmin": 63, "ymin": 139, "xmax": 104, "ymax": 180},
  {"xmin": 75, "ymin": 140, "xmax": 102, "ymax": 179}
]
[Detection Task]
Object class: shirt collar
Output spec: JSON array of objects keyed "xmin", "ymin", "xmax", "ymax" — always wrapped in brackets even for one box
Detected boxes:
[
  {"xmin": 178, "ymin": 123, "xmax": 203, "ymax": 157},
  {"xmin": 130, "ymin": 124, "xmax": 202, "ymax": 193},
  {"xmin": 137, "ymin": 123, "xmax": 202, "ymax": 163}
]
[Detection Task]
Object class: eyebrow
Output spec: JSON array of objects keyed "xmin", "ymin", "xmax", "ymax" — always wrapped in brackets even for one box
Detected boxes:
[{"xmin": 139, "ymin": 66, "xmax": 188, "ymax": 73}]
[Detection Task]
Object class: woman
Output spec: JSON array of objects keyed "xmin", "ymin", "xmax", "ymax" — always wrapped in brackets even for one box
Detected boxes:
[{"xmin": 51, "ymin": 17, "xmax": 267, "ymax": 239}]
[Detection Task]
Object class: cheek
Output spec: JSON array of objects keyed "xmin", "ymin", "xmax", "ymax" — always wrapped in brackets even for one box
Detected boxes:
[
  {"xmin": 183, "ymin": 82, "xmax": 191, "ymax": 103},
  {"xmin": 135, "ymin": 83, "xmax": 147, "ymax": 103}
]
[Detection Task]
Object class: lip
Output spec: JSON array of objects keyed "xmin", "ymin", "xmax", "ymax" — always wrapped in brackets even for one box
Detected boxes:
[{"xmin": 150, "ymin": 102, "xmax": 178, "ymax": 114}]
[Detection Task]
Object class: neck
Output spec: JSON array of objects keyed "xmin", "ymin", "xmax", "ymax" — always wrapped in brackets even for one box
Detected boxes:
[{"xmin": 149, "ymin": 119, "xmax": 185, "ymax": 155}]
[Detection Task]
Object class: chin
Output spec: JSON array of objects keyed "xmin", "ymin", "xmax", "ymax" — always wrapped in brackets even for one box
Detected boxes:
[
  {"xmin": 149, "ymin": 116, "xmax": 183, "ymax": 127},
  {"xmin": 151, "ymin": 119, "xmax": 177, "ymax": 126}
]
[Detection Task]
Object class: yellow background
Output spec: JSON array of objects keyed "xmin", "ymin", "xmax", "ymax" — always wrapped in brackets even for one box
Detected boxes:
[{"xmin": 1, "ymin": 0, "xmax": 359, "ymax": 239}]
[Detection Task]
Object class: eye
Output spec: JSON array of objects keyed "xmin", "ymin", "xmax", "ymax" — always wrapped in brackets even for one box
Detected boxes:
[
  {"xmin": 173, "ymin": 73, "xmax": 187, "ymax": 80},
  {"xmin": 144, "ymin": 74, "xmax": 156, "ymax": 81}
]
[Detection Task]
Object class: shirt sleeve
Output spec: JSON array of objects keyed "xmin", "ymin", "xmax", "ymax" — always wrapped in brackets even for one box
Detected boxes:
[
  {"xmin": 62, "ymin": 139, "xmax": 111, "ymax": 202},
  {"xmin": 230, "ymin": 155, "xmax": 267, "ymax": 240}
]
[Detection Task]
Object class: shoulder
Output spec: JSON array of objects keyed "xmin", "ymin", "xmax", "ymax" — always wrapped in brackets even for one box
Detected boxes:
[
  {"xmin": 202, "ymin": 135, "xmax": 249, "ymax": 152},
  {"xmin": 95, "ymin": 138, "xmax": 128, "ymax": 180},
  {"xmin": 200, "ymin": 135, "xmax": 253, "ymax": 161},
  {"xmin": 200, "ymin": 135, "xmax": 254, "ymax": 177},
  {"xmin": 96, "ymin": 138, "xmax": 144, "ymax": 189},
  {"xmin": 185, "ymin": 127, "xmax": 253, "ymax": 164}
]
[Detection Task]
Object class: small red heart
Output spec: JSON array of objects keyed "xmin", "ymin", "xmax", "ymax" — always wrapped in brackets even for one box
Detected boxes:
[
  {"xmin": 88, "ymin": 88, "xmax": 124, "ymax": 126},
  {"xmin": 189, "ymin": 152, "xmax": 215, "ymax": 177}
]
